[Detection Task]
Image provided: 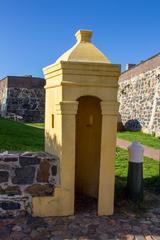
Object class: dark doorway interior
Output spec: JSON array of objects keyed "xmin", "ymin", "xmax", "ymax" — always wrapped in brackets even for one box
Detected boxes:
[{"xmin": 75, "ymin": 96, "xmax": 102, "ymax": 213}]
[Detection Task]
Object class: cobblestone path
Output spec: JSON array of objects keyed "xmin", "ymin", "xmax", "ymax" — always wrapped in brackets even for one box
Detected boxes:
[{"xmin": 0, "ymin": 194, "xmax": 160, "ymax": 240}]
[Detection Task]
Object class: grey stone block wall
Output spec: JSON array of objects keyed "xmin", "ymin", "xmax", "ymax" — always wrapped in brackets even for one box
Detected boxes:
[
  {"xmin": 0, "ymin": 78, "xmax": 8, "ymax": 117},
  {"xmin": 6, "ymin": 87, "xmax": 45, "ymax": 122},
  {"xmin": 118, "ymin": 55, "xmax": 160, "ymax": 137},
  {"xmin": 0, "ymin": 151, "xmax": 58, "ymax": 217},
  {"xmin": 0, "ymin": 76, "xmax": 45, "ymax": 122}
]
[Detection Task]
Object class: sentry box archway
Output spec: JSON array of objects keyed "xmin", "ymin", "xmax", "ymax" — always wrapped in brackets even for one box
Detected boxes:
[{"xmin": 32, "ymin": 30, "xmax": 121, "ymax": 216}]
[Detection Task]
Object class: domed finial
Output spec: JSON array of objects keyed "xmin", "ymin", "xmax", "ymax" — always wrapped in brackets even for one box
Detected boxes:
[{"xmin": 75, "ymin": 30, "xmax": 93, "ymax": 43}]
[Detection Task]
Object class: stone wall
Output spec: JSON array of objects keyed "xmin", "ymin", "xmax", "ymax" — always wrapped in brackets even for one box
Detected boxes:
[
  {"xmin": 0, "ymin": 78, "xmax": 7, "ymax": 116},
  {"xmin": 0, "ymin": 151, "xmax": 58, "ymax": 217},
  {"xmin": 6, "ymin": 87, "xmax": 45, "ymax": 122},
  {"xmin": 118, "ymin": 54, "xmax": 160, "ymax": 137},
  {"xmin": 0, "ymin": 76, "xmax": 45, "ymax": 122}
]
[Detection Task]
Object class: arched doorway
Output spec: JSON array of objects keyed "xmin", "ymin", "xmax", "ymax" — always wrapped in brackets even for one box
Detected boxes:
[{"xmin": 75, "ymin": 96, "xmax": 102, "ymax": 211}]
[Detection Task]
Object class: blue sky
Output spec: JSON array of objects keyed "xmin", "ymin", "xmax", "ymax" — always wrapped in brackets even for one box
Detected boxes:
[{"xmin": 0, "ymin": 0, "xmax": 159, "ymax": 79}]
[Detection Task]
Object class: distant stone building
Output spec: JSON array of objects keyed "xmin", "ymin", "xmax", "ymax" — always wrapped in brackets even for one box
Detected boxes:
[
  {"xmin": 0, "ymin": 76, "xmax": 45, "ymax": 122},
  {"xmin": 118, "ymin": 53, "xmax": 160, "ymax": 137}
]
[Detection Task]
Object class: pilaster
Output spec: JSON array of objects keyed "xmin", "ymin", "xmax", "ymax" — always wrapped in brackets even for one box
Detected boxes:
[{"xmin": 98, "ymin": 101, "xmax": 119, "ymax": 215}]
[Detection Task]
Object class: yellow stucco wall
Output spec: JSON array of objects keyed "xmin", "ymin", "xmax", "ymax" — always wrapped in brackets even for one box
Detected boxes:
[{"xmin": 32, "ymin": 30, "xmax": 121, "ymax": 217}]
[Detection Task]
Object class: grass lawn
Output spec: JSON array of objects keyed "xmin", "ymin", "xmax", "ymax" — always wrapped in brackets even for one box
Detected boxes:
[
  {"xmin": 0, "ymin": 117, "xmax": 159, "ymax": 215},
  {"xmin": 116, "ymin": 147, "xmax": 159, "ymax": 178},
  {"xmin": 116, "ymin": 147, "xmax": 160, "ymax": 195},
  {"xmin": 117, "ymin": 131, "xmax": 160, "ymax": 149},
  {"xmin": 0, "ymin": 117, "xmax": 159, "ymax": 207},
  {"xmin": 26, "ymin": 122, "xmax": 44, "ymax": 129},
  {"xmin": 0, "ymin": 117, "xmax": 44, "ymax": 151},
  {"xmin": 0, "ymin": 117, "xmax": 159, "ymax": 187},
  {"xmin": 115, "ymin": 147, "xmax": 160, "ymax": 213}
]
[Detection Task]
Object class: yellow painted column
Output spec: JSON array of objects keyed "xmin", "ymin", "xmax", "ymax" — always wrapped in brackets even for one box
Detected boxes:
[
  {"xmin": 32, "ymin": 101, "xmax": 78, "ymax": 217},
  {"xmin": 98, "ymin": 101, "xmax": 119, "ymax": 215},
  {"xmin": 56, "ymin": 101, "xmax": 79, "ymax": 215}
]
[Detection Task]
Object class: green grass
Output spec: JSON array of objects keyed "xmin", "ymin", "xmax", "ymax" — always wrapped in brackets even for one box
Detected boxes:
[
  {"xmin": 26, "ymin": 122, "xmax": 44, "ymax": 129},
  {"xmin": 116, "ymin": 147, "xmax": 160, "ymax": 194},
  {"xmin": 117, "ymin": 131, "xmax": 160, "ymax": 149},
  {"xmin": 116, "ymin": 147, "xmax": 159, "ymax": 178},
  {"xmin": 0, "ymin": 117, "xmax": 159, "ymax": 177},
  {"xmin": 0, "ymin": 117, "xmax": 44, "ymax": 151},
  {"xmin": 1, "ymin": 117, "xmax": 159, "ymax": 210}
]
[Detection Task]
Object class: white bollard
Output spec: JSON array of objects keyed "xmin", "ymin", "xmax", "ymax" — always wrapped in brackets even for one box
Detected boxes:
[
  {"xmin": 128, "ymin": 141, "xmax": 144, "ymax": 163},
  {"xmin": 127, "ymin": 141, "xmax": 144, "ymax": 201}
]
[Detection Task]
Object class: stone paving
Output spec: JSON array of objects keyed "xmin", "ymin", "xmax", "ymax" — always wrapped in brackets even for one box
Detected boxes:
[{"xmin": 0, "ymin": 194, "xmax": 160, "ymax": 240}]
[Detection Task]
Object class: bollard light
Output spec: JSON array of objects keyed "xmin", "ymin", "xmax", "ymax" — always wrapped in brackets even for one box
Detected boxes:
[{"xmin": 127, "ymin": 141, "xmax": 144, "ymax": 201}]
